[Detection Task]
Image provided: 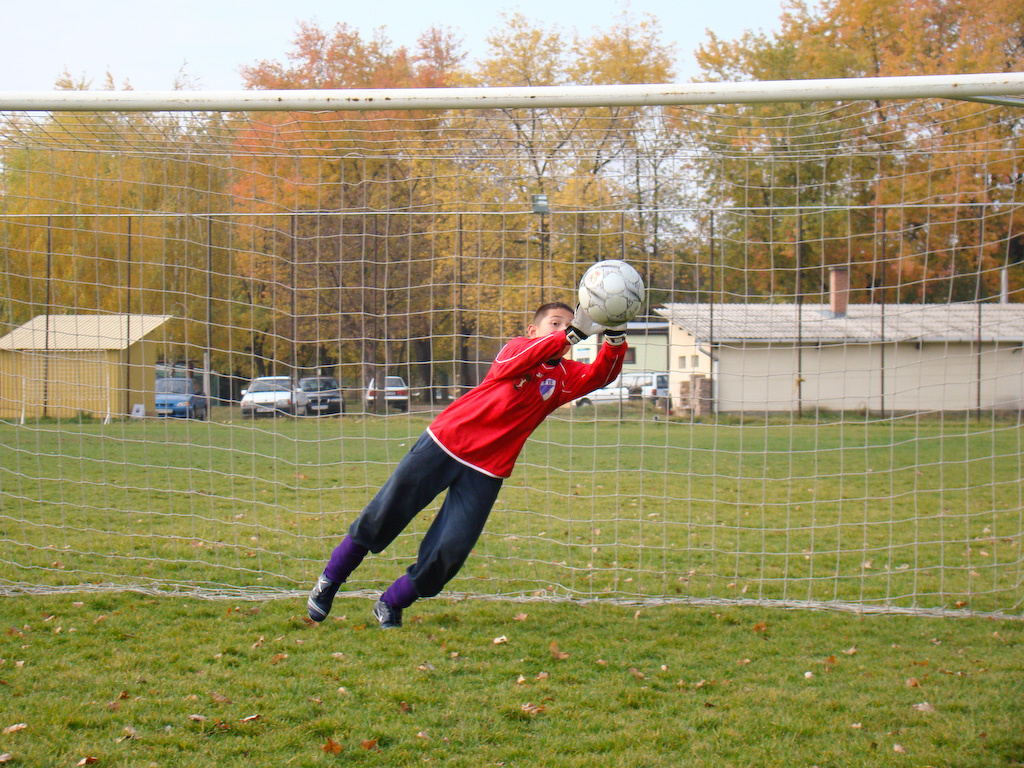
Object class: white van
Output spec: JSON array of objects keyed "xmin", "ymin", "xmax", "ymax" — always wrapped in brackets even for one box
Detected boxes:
[{"xmin": 619, "ymin": 371, "xmax": 670, "ymax": 401}]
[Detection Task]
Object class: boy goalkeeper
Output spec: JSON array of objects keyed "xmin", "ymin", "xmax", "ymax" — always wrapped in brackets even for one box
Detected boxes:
[{"xmin": 307, "ymin": 302, "xmax": 626, "ymax": 628}]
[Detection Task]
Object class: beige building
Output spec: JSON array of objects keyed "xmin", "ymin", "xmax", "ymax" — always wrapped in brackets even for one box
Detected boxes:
[
  {"xmin": 0, "ymin": 314, "xmax": 170, "ymax": 422},
  {"xmin": 572, "ymin": 321, "xmax": 669, "ymax": 374},
  {"xmin": 657, "ymin": 293, "xmax": 1024, "ymax": 416}
]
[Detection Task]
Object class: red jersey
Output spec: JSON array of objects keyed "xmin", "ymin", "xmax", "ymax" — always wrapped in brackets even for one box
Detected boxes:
[{"xmin": 427, "ymin": 331, "xmax": 627, "ymax": 478}]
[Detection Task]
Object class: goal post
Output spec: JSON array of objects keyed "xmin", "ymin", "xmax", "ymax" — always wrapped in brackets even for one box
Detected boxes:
[
  {"xmin": 1, "ymin": 72, "xmax": 1023, "ymax": 111},
  {"xmin": 0, "ymin": 74, "xmax": 1022, "ymax": 618}
]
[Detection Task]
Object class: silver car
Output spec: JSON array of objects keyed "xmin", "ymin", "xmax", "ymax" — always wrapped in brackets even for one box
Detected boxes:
[
  {"xmin": 240, "ymin": 376, "xmax": 310, "ymax": 417},
  {"xmin": 364, "ymin": 375, "xmax": 410, "ymax": 412}
]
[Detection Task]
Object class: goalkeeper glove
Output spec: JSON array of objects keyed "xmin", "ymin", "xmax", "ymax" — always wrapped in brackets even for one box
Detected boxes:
[
  {"xmin": 604, "ymin": 324, "xmax": 627, "ymax": 346},
  {"xmin": 566, "ymin": 305, "xmax": 606, "ymax": 345}
]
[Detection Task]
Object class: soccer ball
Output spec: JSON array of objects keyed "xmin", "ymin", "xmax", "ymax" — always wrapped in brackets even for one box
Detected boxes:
[{"xmin": 577, "ymin": 259, "xmax": 645, "ymax": 326}]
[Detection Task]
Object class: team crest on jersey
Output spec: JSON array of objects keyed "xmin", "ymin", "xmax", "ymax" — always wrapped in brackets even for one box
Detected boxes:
[{"xmin": 539, "ymin": 378, "xmax": 557, "ymax": 401}]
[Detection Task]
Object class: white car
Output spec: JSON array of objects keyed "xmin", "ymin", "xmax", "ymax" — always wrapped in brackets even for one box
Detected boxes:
[
  {"xmin": 364, "ymin": 375, "xmax": 410, "ymax": 412},
  {"xmin": 573, "ymin": 384, "xmax": 631, "ymax": 407},
  {"xmin": 239, "ymin": 376, "xmax": 310, "ymax": 417}
]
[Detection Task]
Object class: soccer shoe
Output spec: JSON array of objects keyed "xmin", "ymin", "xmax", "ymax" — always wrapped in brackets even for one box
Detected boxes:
[
  {"xmin": 372, "ymin": 599, "xmax": 403, "ymax": 629},
  {"xmin": 307, "ymin": 573, "xmax": 341, "ymax": 622}
]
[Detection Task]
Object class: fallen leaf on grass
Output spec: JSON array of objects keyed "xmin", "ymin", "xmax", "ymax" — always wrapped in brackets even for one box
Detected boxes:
[
  {"xmin": 115, "ymin": 725, "xmax": 138, "ymax": 743},
  {"xmin": 905, "ymin": 678, "xmax": 921, "ymax": 688},
  {"xmin": 76, "ymin": 759, "xmax": 99, "ymax": 766},
  {"xmin": 521, "ymin": 702, "xmax": 545, "ymax": 715},
  {"xmin": 2, "ymin": 724, "xmax": 26, "ymax": 735},
  {"xmin": 240, "ymin": 714, "xmax": 261, "ymax": 722},
  {"xmin": 842, "ymin": 646, "xmax": 858, "ymax": 656},
  {"xmin": 550, "ymin": 642, "xmax": 569, "ymax": 660},
  {"xmin": 493, "ymin": 636, "xmax": 508, "ymax": 645},
  {"xmin": 629, "ymin": 668, "xmax": 645, "ymax": 680},
  {"xmin": 752, "ymin": 621, "xmax": 769, "ymax": 634},
  {"xmin": 208, "ymin": 691, "xmax": 232, "ymax": 704},
  {"xmin": 912, "ymin": 702, "xmax": 936, "ymax": 713},
  {"xmin": 360, "ymin": 738, "xmax": 379, "ymax": 751},
  {"xmin": 187, "ymin": 714, "xmax": 207, "ymax": 722},
  {"xmin": 416, "ymin": 731, "xmax": 431, "ymax": 740},
  {"xmin": 321, "ymin": 737, "xmax": 343, "ymax": 754},
  {"xmin": 0, "ymin": 752, "xmax": 12, "ymax": 764},
  {"xmin": 269, "ymin": 653, "xmax": 289, "ymax": 664},
  {"xmin": 513, "ymin": 613, "xmax": 528, "ymax": 622},
  {"xmin": 399, "ymin": 701, "xmax": 412, "ymax": 713},
  {"xmin": 893, "ymin": 744, "xmax": 907, "ymax": 754}
]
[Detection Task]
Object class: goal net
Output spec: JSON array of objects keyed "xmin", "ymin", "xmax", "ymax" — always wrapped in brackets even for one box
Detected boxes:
[{"xmin": 0, "ymin": 76, "xmax": 1022, "ymax": 618}]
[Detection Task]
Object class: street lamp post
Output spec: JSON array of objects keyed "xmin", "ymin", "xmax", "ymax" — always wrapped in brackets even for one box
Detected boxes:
[{"xmin": 532, "ymin": 194, "xmax": 549, "ymax": 303}]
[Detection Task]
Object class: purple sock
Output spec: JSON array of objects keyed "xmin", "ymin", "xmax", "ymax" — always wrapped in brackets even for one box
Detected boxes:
[
  {"xmin": 324, "ymin": 536, "xmax": 369, "ymax": 583},
  {"xmin": 381, "ymin": 573, "xmax": 419, "ymax": 609}
]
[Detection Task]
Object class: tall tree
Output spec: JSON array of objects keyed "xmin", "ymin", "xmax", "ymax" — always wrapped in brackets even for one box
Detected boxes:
[
  {"xmin": 233, "ymin": 21, "xmax": 469, "ymax": 383},
  {"xmin": 0, "ymin": 74, "xmax": 235, "ymax": 366},
  {"xmin": 691, "ymin": 0, "xmax": 1024, "ymax": 304},
  {"xmin": 470, "ymin": 11, "xmax": 682, "ymax": 302}
]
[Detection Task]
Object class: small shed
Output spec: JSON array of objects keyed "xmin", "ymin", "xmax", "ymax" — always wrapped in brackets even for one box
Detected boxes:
[{"xmin": 0, "ymin": 314, "xmax": 171, "ymax": 421}]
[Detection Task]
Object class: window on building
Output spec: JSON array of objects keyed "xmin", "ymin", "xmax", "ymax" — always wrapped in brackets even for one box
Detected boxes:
[{"xmin": 691, "ymin": 355, "xmax": 700, "ymax": 369}]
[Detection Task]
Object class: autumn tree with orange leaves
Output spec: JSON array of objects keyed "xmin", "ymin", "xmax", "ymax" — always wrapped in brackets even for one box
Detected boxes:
[
  {"xmin": 230, "ymin": 21, "xmax": 469, "ymax": 381},
  {"xmin": 689, "ymin": 0, "xmax": 1024, "ymax": 305}
]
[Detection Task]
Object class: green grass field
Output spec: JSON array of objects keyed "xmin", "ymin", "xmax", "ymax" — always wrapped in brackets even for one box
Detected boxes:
[
  {"xmin": 1, "ymin": 412, "xmax": 1022, "ymax": 765},
  {"xmin": 0, "ymin": 594, "xmax": 1021, "ymax": 767},
  {"xmin": 1, "ymin": 410, "xmax": 1021, "ymax": 614}
]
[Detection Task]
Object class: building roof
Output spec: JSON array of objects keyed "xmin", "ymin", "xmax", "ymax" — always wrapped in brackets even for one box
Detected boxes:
[
  {"xmin": 656, "ymin": 303, "xmax": 1024, "ymax": 344},
  {"xmin": 624, "ymin": 320, "xmax": 669, "ymax": 333},
  {"xmin": 0, "ymin": 314, "xmax": 172, "ymax": 351}
]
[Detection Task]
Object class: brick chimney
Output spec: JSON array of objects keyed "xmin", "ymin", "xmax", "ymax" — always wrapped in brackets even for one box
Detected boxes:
[{"xmin": 830, "ymin": 266, "xmax": 850, "ymax": 318}]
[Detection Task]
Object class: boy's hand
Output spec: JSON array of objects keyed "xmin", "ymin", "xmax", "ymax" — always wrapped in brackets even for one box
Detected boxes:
[
  {"xmin": 566, "ymin": 305, "xmax": 606, "ymax": 344},
  {"xmin": 604, "ymin": 324, "xmax": 627, "ymax": 346}
]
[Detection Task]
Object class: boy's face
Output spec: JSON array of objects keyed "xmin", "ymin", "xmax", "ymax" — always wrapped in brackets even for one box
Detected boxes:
[{"xmin": 527, "ymin": 308, "xmax": 574, "ymax": 351}]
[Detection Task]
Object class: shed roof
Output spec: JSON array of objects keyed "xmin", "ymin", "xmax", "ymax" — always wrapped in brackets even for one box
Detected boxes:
[
  {"xmin": 656, "ymin": 303, "xmax": 1024, "ymax": 344},
  {"xmin": 0, "ymin": 314, "xmax": 172, "ymax": 351}
]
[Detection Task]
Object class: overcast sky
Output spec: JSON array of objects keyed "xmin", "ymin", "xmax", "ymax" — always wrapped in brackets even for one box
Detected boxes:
[{"xmin": 0, "ymin": 0, "xmax": 789, "ymax": 92}]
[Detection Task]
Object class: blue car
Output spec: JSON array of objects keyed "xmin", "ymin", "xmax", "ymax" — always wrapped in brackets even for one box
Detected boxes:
[{"xmin": 154, "ymin": 377, "xmax": 208, "ymax": 420}]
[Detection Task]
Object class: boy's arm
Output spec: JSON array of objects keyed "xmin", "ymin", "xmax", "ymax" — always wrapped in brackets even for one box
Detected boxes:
[
  {"xmin": 559, "ymin": 336, "xmax": 628, "ymax": 401},
  {"xmin": 487, "ymin": 333, "xmax": 571, "ymax": 380}
]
